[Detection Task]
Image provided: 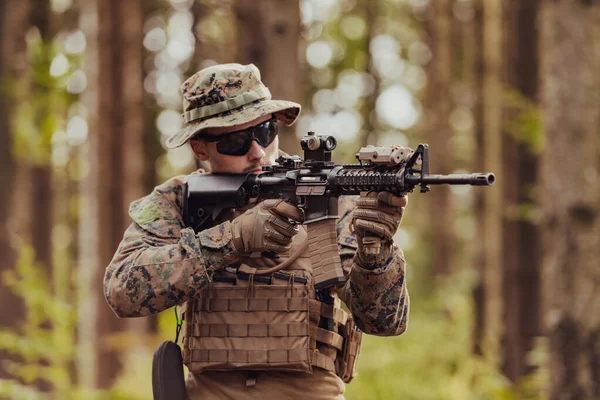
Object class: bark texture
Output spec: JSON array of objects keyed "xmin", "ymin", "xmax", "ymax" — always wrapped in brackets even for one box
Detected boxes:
[
  {"xmin": 425, "ymin": 0, "xmax": 454, "ymax": 275},
  {"xmin": 363, "ymin": 0, "xmax": 380, "ymax": 146},
  {"xmin": 29, "ymin": 0, "xmax": 53, "ymax": 281},
  {"xmin": 120, "ymin": 0, "xmax": 159, "ymax": 338},
  {"xmin": 540, "ymin": 1, "xmax": 600, "ymax": 399},
  {"xmin": 78, "ymin": 0, "xmax": 146, "ymax": 389},
  {"xmin": 235, "ymin": 0, "xmax": 302, "ymax": 155},
  {"xmin": 0, "ymin": 0, "xmax": 31, "ymax": 381},
  {"xmin": 474, "ymin": 0, "xmax": 504, "ymax": 361},
  {"xmin": 500, "ymin": 0, "xmax": 542, "ymax": 382},
  {"xmin": 472, "ymin": 0, "xmax": 486, "ymax": 356}
]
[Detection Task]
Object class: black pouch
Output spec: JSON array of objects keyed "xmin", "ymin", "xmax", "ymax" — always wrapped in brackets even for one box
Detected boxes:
[{"xmin": 152, "ymin": 341, "xmax": 188, "ymax": 400}]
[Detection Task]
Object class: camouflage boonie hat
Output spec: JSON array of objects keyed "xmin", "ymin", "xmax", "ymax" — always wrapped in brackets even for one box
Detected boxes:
[{"xmin": 166, "ymin": 63, "xmax": 301, "ymax": 149}]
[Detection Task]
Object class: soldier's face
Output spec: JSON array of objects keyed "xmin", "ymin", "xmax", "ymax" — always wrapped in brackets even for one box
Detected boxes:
[{"xmin": 190, "ymin": 114, "xmax": 279, "ymax": 174}]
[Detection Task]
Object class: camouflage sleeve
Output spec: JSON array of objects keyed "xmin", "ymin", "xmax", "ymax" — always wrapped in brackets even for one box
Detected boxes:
[
  {"xmin": 104, "ymin": 175, "xmax": 238, "ymax": 318},
  {"xmin": 335, "ymin": 196, "xmax": 410, "ymax": 336}
]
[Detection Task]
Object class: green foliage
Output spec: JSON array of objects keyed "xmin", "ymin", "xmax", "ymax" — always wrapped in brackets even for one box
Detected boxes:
[
  {"xmin": 503, "ymin": 89, "xmax": 543, "ymax": 154},
  {"xmin": 0, "ymin": 245, "xmax": 75, "ymax": 399},
  {"xmin": 9, "ymin": 31, "xmax": 79, "ymax": 165},
  {"xmin": 346, "ymin": 269, "xmax": 548, "ymax": 400},
  {"xmin": 0, "ymin": 245, "xmax": 136, "ymax": 400}
]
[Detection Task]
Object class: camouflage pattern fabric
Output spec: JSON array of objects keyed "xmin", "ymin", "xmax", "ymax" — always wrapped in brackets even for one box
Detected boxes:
[
  {"xmin": 104, "ymin": 172, "xmax": 409, "ymax": 336},
  {"xmin": 335, "ymin": 195, "xmax": 410, "ymax": 336},
  {"xmin": 166, "ymin": 63, "xmax": 301, "ymax": 149}
]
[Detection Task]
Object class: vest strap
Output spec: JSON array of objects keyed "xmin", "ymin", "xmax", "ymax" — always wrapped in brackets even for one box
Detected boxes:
[
  {"xmin": 320, "ymin": 303, "xmax": 349, "ymax": 326},
  {"xmin": 310, "ymin": 326, "xmax": 344, "ymax": 351},
  {"xmin": 198, "ymin": 297, "xmax": 308, "ymax": 313},
  {"xmin": 190, "ymin": 348, "xmax": 310, "ymax": 365},
  {"xmin": 310, "ymin": 350, "xmax": 336, "ymax": 372},
  {"xmin": 192, "ymin": 322, "xmax": 309, "ymax": 338},
  {"xmin": 308, "ymin": 300, "xmax": 349, "ymax": 327}
]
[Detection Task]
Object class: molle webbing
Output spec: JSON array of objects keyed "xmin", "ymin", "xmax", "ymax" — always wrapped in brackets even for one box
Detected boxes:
[
  {"xmin": 192, "ymin": 298, "xmax": 348, "ymax": 323},
  {"xmin": 192, "ymin": 323, "xmax": 309, "ymax": 338},
  {"xmin": 189, "ymin": 322, "xmax": 342, "ymax": 351},
  {"xmin": 311, "ymin": 350, "xmax": 336, "ymax": 372},
  {"xmin": 181, "ymin": 279, "xmax": 353, "ymax": 375},
  {"xmin": 189, "ymin": 349, "xmax": 309, "ymax": 365},
  {"xmin": 310, "ymin": 325, "xmax": 344, "ymax": 351},
  {"xmin": 185, "ymin": 349, "xmax": 336, "ymax": 373},
  {"xmin": 308, "ymin": 299, "xmax": 349, "ymax": 327},
  {"xmin": 197, "ymin": 297, "xmax": 308, "ymax": 313},
  {"xmin": 183, "ymin": 281, "xmax": 314, "ymax": 374}
]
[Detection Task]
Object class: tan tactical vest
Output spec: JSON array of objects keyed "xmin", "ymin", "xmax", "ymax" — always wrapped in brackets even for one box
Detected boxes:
[{"xmin": 180, "ymin": 209, "xmax": 362, "ymax": 383}]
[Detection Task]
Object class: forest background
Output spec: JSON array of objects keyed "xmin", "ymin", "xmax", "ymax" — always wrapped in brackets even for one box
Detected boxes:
[{"xmin": 0, "ymin": 0, "xmax": 598, "ymax": 399}]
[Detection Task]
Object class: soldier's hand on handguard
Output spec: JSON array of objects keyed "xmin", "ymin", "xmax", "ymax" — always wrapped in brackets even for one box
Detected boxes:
[
  {"xmin": 230, "ymin": 199, "xmax": 304, "ymax": 257},
  {"xmin": 351, "ymin": 192, "xmax": 407, "ymax": 264}
]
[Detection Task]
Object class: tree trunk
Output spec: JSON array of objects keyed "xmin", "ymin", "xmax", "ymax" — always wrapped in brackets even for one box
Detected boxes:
[
  {"xmin": 77, "ymin": 0, "xmax": 97, "ymax": 390},
  {"xmin": 190, "ymin": 0, "xmax": 208, "ymax": 172},
  {"xmin": 29, "ymin": 0, "xmax": 53, "ymax": 280},
  {"xmin": 27, "ymin": 13, "xmax": 54, "ymax": 391},
  {"xmin": 234, "ymin": 0, "xmax": 302, "ymax": 155},
  {"xmin": 474, "ymin": 0, "xmax": 504, "ymax": 362},
  {"xmin": 540, "ymin": 1, "xmax": 600, "ymax": 398},
  {"xmin": 95, "ymin": 0, "xmax": 143, "ymax": 388},
  {"xmin": 500, "ymin": 0, "xmax": 542, "ymax": 383},
  {"xmin": 0, "ymin": 0, "xmax": 30, "ymax": 381},
  {"xmin": 362, "ymin": 0, "xmax": 380, "ymax": 146},
  {"xmin": 189, "ymin": 0, "xmax": 207, "ymax": 75},
  {"xmin": 471, "ymin": 0, "xmax": 486, "ymax": 356},
  {"xmin": 78, "ymin": 0, "xmax": 145, "ymax": 390},
  {"xmin": 0, "ymin": 0, "xmax": 12, "ymax": 292},
  {"xmin": 0, "ymin": 0, "xmax": 18, "ymax": 380},
  {"xmin": 140, "ymin": 0, "xmax": 162, "ymax": 333},
  {"xmin": 425, "ymin": 0, "xmax": 454, "ymax": 275},
  {"xmin": 189, "ymin": 0, "xmax": 235, "ymax": 74},
  {"xmin": 120, "ymin": 0, "xmax": 159, "ymax": 338}
]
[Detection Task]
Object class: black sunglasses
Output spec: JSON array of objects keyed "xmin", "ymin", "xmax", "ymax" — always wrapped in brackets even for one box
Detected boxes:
[{"xmin": 193, "ymin": 117, "xmax": 278, "ymax": 156}]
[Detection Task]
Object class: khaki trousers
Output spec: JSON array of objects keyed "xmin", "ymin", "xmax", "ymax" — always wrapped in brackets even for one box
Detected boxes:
[{"xmin": 186, "ymin": 368, "xmax": 345, "ymax": 399}]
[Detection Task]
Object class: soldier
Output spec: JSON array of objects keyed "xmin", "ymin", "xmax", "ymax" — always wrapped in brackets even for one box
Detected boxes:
[{"xmin": 104, "ymin": 63, "xmax": 409, "ymax": 399}]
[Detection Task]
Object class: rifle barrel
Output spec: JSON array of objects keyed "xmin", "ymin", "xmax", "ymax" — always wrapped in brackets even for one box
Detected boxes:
[{"xmin": 406, "ymin": 173, "xmax": 495, "ymax": 186}]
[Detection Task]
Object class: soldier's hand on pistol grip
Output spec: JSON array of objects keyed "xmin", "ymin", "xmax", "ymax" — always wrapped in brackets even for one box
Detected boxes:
[
  {"xmin": 351, "ymin": 192, "xmax": 408, "ymax": 257},
  {"xmin": 230, "ymin": 199, "xmax": 304, "ymax": 257}
]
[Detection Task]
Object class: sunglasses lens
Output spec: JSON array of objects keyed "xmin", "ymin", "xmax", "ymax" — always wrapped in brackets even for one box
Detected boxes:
[
  {"xmin": 216, "ymin": 131, "xmax": 252, "ymax": 156},
  {"xmin": 254, "ymin": 121, "xmax": 278, "ymax": 147},
  {"xmin": 213, "ymin": 119, "xmax": 278, "ymax": 156}
]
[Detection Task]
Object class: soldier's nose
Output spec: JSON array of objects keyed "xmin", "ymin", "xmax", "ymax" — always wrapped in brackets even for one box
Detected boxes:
[{"xmin": 247, "ymin": 140, "xmax": 266, "ymax": 161}]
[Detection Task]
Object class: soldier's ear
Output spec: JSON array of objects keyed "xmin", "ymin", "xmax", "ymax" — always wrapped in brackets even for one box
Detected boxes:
[{"xmin": 190, "ymin": 139, "xmax": 210, "ymax": 161}]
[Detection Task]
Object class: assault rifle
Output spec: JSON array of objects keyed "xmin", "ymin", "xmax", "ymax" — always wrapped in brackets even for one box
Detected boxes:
[{"xmin": 183, "ymin": 132, "xmax": 495, "ymax": 290}]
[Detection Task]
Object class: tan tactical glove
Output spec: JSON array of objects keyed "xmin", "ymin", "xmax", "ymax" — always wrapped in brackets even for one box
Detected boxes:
[
  {"xmin": 351, "ymin": 191, "xmax": 408, "ymax": 265},
  {"xmin": 231, "ymin": 199, "xmax": 303, "ymax": 257}
]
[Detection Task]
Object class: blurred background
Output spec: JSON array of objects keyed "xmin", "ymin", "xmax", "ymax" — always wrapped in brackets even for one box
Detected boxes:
[{"xmin": 0, "ymin": 0, "xmax": 598, "ymax": 399}]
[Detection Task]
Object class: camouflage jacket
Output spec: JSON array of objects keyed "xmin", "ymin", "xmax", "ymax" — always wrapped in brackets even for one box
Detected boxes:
[{"xmin": 104, "ymin": 173, "xmax": 409, "ymax": 336}]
